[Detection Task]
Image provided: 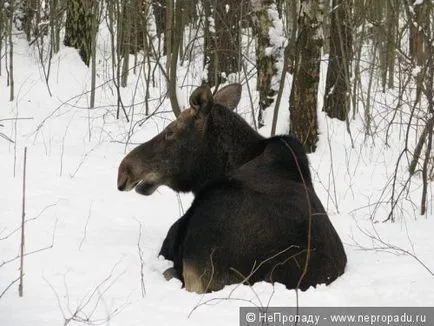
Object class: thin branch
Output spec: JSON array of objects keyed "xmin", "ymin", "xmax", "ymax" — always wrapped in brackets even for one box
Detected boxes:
[
  {"xmin": 351, "ymin": 221, "xmax": 434, "ymax": 277},
  {"xmin": 134, "ymin": 218, "xmax": 146, "ymax": 297},
  {"xmin": 78, "ymin": 202, "xmax": 93, "ymax": 251},
  {"xmin": 0, "ymin": 201, "xmax": 59, "ymax": 241},
  {"xmin": 1, "ymin": 218, "xmax": 57, "ymax": 269},
  {"xmin": 0, "ymin": 277, "xmax": 20, "ymax": 300},
  {"xmin": 18, "ymin": 147, "xmax": 27, "ymax": 297}
]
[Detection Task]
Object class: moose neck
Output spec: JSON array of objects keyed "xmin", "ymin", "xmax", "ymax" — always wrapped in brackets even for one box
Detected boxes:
[{"xmin": 191, "ymin": 106, "xmax": 265, "ymax": 195}]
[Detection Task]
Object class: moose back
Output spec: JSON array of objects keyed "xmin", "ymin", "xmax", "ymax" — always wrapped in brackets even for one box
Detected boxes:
[{"xmin": 117, "ymin": 84, "xmax": 347, "ymax": 293}]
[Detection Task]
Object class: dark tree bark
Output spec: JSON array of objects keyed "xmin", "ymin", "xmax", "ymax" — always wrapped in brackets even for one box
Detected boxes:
[
  {"xmin": 64, "ymin": 0, "xmax": 97, "ymax": 66},
  {"xmin": 119, "ymin": 0, "xmax": 130, "ymax": 87},
  {"xmin": 152, "ymin": 0, "xmax": 165, "ymax": 36},
  {"xmin": 152, "ymin": 0, "xmax": 167, "ymax": 54},
  {"xmin": 50, "ymin": 0, "xmax": 62, "ymax": 54},
  {"xmin": 289, "ymin": 0, "xmax": 323, "ymax": 153},
  {"xmin": 0, "ymin": 7, "xmax": 3, "ymax": 76},
  {"xmin": 205, "ymin": 0, "xmax": 242, "ymax": 86},
  {"xmin": 126, "ymin": 0, "xmax": 149, "ymax": 54},
  {"xmin": 22, "ymin": 0, "xmax": 38, "ymax": 41},
  {"xmin": 183, "ymin": 0, "xmax": 198, "ymax": 25},
  {"xmin": 323, "ymin": 0, "xmax": 352, "ymax": 121},
  {"xmin": 167, "ymin": 0, "xmax": 183, "ymax": 117},
  {"xmin": 408, "ymin": 0, "xmax": 430, "ymax": 65}
]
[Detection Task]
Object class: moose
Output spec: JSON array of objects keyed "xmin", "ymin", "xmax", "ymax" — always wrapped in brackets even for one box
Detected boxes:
[{"xmin": 117, "ymin": 84, "xmax": 347, "ymax": 293}]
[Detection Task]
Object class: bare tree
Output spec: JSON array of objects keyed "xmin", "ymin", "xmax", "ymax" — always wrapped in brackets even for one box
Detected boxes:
[
  {"xmin": 289, "ymin": 0, "xmax": 324, "ymax": 153},
  {"xmin": 323, "ymin": 0, "xmax": 352, "ymax": 121}
]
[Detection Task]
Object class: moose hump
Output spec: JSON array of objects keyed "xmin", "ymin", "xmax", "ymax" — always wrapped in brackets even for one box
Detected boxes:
[{"xmin": 118, "ymin": 83, "xmax": 347, "ymax": 293}]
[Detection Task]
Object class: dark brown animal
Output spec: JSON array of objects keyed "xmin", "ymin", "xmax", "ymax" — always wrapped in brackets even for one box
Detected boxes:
[{"xmin": 118, "ymin": 84, "xmax": 347, "ymax": 293}]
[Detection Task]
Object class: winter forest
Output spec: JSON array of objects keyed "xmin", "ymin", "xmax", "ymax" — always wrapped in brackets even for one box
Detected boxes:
[{"xmin": 1, "ymin": 0, "xmax": 434, "ymax": 325}]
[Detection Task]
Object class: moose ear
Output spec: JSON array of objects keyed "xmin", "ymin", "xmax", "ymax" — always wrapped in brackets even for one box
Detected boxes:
[
  {"xmin": 190, "ymin": 85, "xmax": 213, "ymax": 116},
  {"xmin": 213, "ymin": 83, "xmax": 242, "ymax": 110}
]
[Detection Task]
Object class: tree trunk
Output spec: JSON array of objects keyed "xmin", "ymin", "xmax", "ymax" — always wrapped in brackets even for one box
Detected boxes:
[
  {"xmin": 152, "ymin": 0, "xmax": 166, "ymax": 54},
  {"xmin": 23, "ymin": 0, "xmax": 38, "ymax": 41},
  {"xmin": 89, "ymin": 1, "xmax": 99, "ymax": 109},
  {"xmin": 285, "ymin": 0, "xmax": 298, "ymax": 74},
  {"xmin": 0, "ymin": 1, "xmax": 4, "ymax": 76},
  {"xmin": 407, "ymin": 0, "xmax": 431, "ymax": 97},
  {"xmin": 167, "ymin": 0, "xmax": 183, "ymax": 117},
  {"xmin": 409, "ymin": 0, "xmax": 427, "ymax": 65},
  {"xmin": 125, "ymin": 0, "xmax": 149, "ymax": 55},
  {"xmin": 385, "ymin": 1, "xmax": 397, "ymax": 90},
  {"xmin": 165, "ymin": 0, "xmax": 174, "ymax": 73},
  {"xmin": 8, "ymin": 1, "xmax": 14, "ymax": 101},
  {"xmin": 250, "ymin": 0, "xmax": 283, "ymax": 128},
  {"xmin": 64, "ymin": 0, "xmax": 97, "ymax": 66},
  {"xmin": 120, "ymin": 0, "xmax": 130, "ymax": 87},
  {"xmin": 289, "ymin": 0, "xmax": 323, "ymax": 153},
  {"xmin": 50, "ymin": 0, "xmax": 62, "ymax": 54},
  {"xmin": 206, "ymin": 0, "xmax": 242, "ymax": 86},
  {"xmin": 183, "ymin": 0, "xmax": 198, "ymax": 25},
  {"xmin": 323, "ymin": 0, "xmax": 352, "ymax": 121}
]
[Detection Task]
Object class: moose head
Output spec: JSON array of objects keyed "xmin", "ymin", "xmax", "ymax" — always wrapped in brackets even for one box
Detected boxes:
[{"xmin": 117, "ymin": 84, "xmax": 263, "ymax": 195}]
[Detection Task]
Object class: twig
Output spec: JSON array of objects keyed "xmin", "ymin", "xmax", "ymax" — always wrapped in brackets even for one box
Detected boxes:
[
  {"xmin": 69, "ymin": 145, "xmax": 98, "ymax": 178},
  {"xmin": 0, "ymin": 132, "xmax": 14, "ymax": 143},
  {"xmin": 0, "ymin": 117, "xmax": 34, "ymax": 122},
  {"xmin": 78, "ymin": 202, "xmax": 93, "ymax": 251},
  {"xmin": 0, "ymin": 277, "xmax": 20, "ymax": 300},
  {"xmin": 59, "ymin": 113, "xmax": 76, "ymax": 177},
  {"xmin": 241, "ymin": 62, "xmax": 257, "ymax": 130},
  {"xmin": 176, "ymin": 193, "xmax": 185, "ymax": 216},
  {"xmin": 134, "ymin": 219, "xmax": 146, "ymax": 297},
  {"xmin": 188, "ymin": 245, "xmax": 303, "ymax": 319},
  {"xmin": 0, "ymin": 201, "xmax": 59, "ymax": 241},
  {"xmin": 44, "ymin": 259, "xmax": 129, "ymax": 325},
  {"xmin": 19, "ymin": 147, "xmax": 27, "ymax": 297},
  {"xmin": 351, "ymin": 221, "xmax": 434, "ymax": 277},
  {"xmin": 1, "ymin": 218, "xmax": 57, "ymax": 269}
]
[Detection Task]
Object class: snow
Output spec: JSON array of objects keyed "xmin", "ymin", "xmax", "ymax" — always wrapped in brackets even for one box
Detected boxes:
[
  {"xmin": 1, "ymin": 30, "xmax": 434, "ymax": 326},
  {"xmin": 266, "ymin": 5, "xmax": 285, "ymax": 93},
  {"xmin": 412, "ymin": 65, "xmax": 422, "ymax": 76}
]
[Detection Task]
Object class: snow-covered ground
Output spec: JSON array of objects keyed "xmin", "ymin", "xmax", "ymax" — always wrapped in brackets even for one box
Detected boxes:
[{"xmin": 1, "ymin": 36, "xmax": 433, "ymax": 326}]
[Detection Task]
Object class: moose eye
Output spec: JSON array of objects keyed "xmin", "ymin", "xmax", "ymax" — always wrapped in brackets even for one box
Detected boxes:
[{"xmin": 165, "ymin": 128, "xmax": 175, "ymax": 140}]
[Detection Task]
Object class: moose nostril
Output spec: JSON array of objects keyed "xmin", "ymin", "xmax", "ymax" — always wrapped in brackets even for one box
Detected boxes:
[
  {"xmin": 117, "ymin": 177, "xmax": 127, "ymax": 191},
  {"xmin": 118, "ymin": 162, "xmax": 130, "ymax": 191}
]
